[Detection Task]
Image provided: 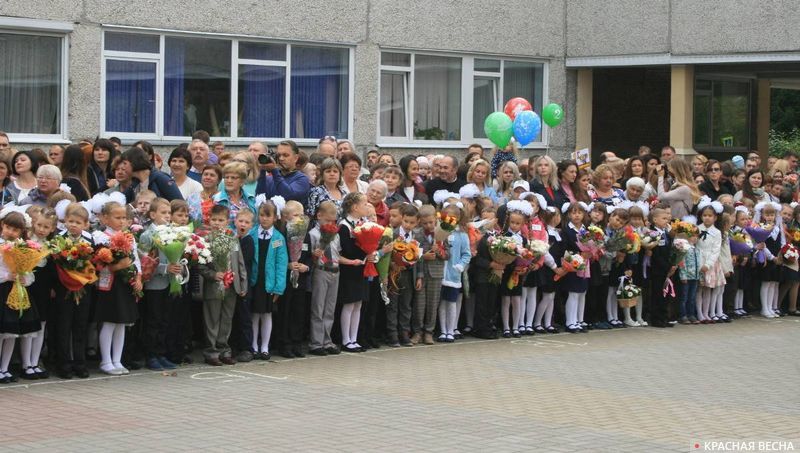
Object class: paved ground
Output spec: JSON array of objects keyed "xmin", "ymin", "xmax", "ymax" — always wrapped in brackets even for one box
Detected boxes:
[{"xmin": 1, "ymin": 317, "xmax": 799, "ymax": 452}]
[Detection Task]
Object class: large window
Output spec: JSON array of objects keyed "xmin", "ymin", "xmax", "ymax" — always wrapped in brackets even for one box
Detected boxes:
[
  {"xmin": 694, "ymin": 78, "xmax": 752, "ymax": 150},
  {"xmin": 0, "ymin": 32, "xmax": 66, "ymax": 138},
  {"xmin": 378, "ymin": 51, "xmax": 547, "ymax": 146},
  {"xmin": 102, "ymin": 30, "xmax": 352, "ymax": 142}
]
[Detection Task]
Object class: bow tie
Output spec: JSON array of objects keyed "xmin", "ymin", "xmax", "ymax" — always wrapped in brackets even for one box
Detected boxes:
[
  {"xmin": 699, "ymin": 230, "xmax": 709, "ymax": 240},
  {"xmin": 260, "ymin": 230, "xmax": 271, "ymax": 240}
]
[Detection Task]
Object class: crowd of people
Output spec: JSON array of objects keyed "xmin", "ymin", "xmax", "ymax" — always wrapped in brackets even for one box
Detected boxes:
[{"xmin": 0, "ymin": 129, "xmax": 797, "ymax": 383}]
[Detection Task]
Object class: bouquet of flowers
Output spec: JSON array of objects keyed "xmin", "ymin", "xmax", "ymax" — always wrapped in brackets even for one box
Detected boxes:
[
  {"xmin": 528, "ymin": 239, "xmax": 550, "ymax": 264},
  {"xmin": 745, "ymin": 222, "xmax": 774, "ymax": 264},
  {"xmin": 2, "ymin": 239, "xmax": 49, "ymax": 315},
  {"xmin": 47, "ymin": 235, "xmax": 97, "ymax": 303},
  {"xmin": 780, "ymin": 243, "xmax": 799, "ymax": 266},
  {"xmin": 615, "ymin": 276, "xmax": 642, "ymax": 308},
  {"xmin": 353, "ymin": 221, "xmax": 386, "ymax": 278},
  {"xmin": 487, "ymin": 235, "xmax": 520, "ymax": 284},
  {"xmin": 577, "ymin": 225, "xmax": 605, "ymax": 260},
  {"xmin": 434, "ymin": 212, "xmax": 459, "ymax": 242},
  {"xmin": 317, "ymin": 223, "xmax": 340, "ymax": 261},
  {"xmin": 375, "ymin": 227, "xmax": 394, "ymax": 303},
  {"xmin": 389, "ymin": 238, "xmax": 423, "ymax": 292},
  {"xmin": 553, "ymin": 251, "xmax": 586, "ymax": 281},
  {"xmin": 606, "ymin": 225, "xmax": 641, "ymax": 254},
  {"xmin": 92, "ymin": 231, "xmax": 143, "ymax": 301},
  {"xmin": 184, "ymin": 233, "xmax": 212, "ymax": 265},
  {"xmin": 639, "ymin": 228, "xmax": 662, "ymax": 250},
  {"xmin": 152, "ymin": 224, "xmax": 193, "ymax": 296},
  {"xmin": 286, "ymin": 216, "xmax": 310, "ymax": 288},
  {"xmin": 784, "ymin": 226, "xmax": 800, "ymax": 247},
  {"xmin": 728, "ymin": 230, "xmax": 754, "ymax": 257},
  {"xmin": 507, "ymin": 247, "xmax": 535, "ymax": 289},
  {"xmin": 670, "ymin": 220, "xmax": 699, "ymax": 238},
  {"xmin": 670, "ymin": 237, "xmax": 692, "ymax": 267},
  {"xmin": 205, "ymin": 228, "xmax": 238, "ymax": 291}
]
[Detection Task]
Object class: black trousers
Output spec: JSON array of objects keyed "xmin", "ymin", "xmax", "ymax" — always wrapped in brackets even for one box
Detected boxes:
[
  {"xmin": 275, "ymin": 278, "xmax": 307, "ymax": 350},
  {"xmin": 54, "ymin": 289, "xmax": 93, "ymax": 371},
  {"xmin": 649, "ymin": 273, "xmax": 670, "ymax": 324},
  {"xmin": 473, "ymin": 280, "xmax": 499, "ymax": 335},
  {"xmin": 359, "ymin": 278, "xmax": 381, "ymax": 345},
  {"xmin": 232, "ymin": 293, "xmax": 253, "ymax": 353},
  {"xmin": 143, "ymin": 288, "xmax": 171, "ymax": 357},
  {"xmin": 166, "ymin": 287, "xmax": 191, "ymax": 360}
]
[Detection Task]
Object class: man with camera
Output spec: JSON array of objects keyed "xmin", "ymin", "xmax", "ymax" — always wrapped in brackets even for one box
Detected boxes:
[{"xmin": 256, "ymin": 140, "xmax": 311, "ymax": 207}]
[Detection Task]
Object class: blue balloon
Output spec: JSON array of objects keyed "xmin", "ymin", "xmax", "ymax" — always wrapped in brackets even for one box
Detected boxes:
[{"xmin": 512, "ymin": 110, "xmax": 541, "ymax": 146}]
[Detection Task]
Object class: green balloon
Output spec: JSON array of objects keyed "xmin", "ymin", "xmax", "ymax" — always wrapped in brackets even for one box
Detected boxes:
[
  {"xmin": 484, "ymin": 112, "xmax": 513, "ymax": 148},
  {"xmin": 542, "ymin": 103, "xmax": 564, "ymax": 127}
]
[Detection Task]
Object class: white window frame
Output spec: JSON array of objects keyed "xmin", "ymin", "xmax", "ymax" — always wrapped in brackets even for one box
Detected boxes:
[
  {"xmin": 100, "ymin": 27, "xmax": 354, "ymax": 146},
  {"xmin": 0, "ymin": 18, "xmax": 71, "ymax": 144},
  {"xmin": 377, "ymin": 50, "xmax": 549, "ymax": 149}
]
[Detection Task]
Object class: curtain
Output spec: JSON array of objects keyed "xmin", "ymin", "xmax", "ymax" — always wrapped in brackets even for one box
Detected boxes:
[
  {"xmin": 164, "ymin": 38, "xmax": 186, "ymax": 136},
  {"xmin": 504, "ymin": 61, "xmax": 544, "ymax": 140},
  {"xmin": 472, "ymin": 77, "xmax": 497, "ymax": 138},
  {"xmin": 379, "ymin": 72, "xmax": 406, "ymax": 137},
  {"xmin": 105, "ymin": 60, "xmax": 156, "ymax": 133},
  {"xmin": 413, "ymin": 55, "xmax": 461, "ymax": 140},
  {"xmin": 290, "ymin": 46, "xmax": 348, "ymax": 139},
  {"xmin": 0, "ymin": 34, "xmax": 61, "ymax": 134},
  {"xmin": 240, "ymin": 65, "xmax": 284, "ymax": 137}
]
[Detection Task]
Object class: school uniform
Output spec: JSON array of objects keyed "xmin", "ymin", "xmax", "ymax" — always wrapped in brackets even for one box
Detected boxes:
[
  {"xmin": 414, "ymin": 228, "xmax": 446, "ymax": 337},
  {"xmin": 93, "ymin": 229, "xmax": 141, "ymax": 325},
  {"xmin": 139, "ymin": 224, "xmax": 177, "ymax": 361},
  {"xmin": 648, "ymin": 226, "xmax": 673, "ymax": 327},
  {"xmin": 231, "ymin": 234, "xmax": 255, "ymax": 356},
  {"xmin": 275, "ymin": 228, "xmax": 311, "ymax": 356},
  {"xmin": 386, "ymin": 226, "xmax": 424, "ymax": 344},
  {"xmin": 471, "ymin": 233, "xmax": 503, "ymax": 338},
  {"xmin": 561, "ymin": 223, "xmax": 588, "ymax": 294},
  {"xmin": 337, "ymin": 217, "xmax": 367, "ymax": 304},
  {"xmin": 499, "ymin": 230, "xmax": 528, "ymax": 296},
  {"xmin": 308, "ymin": 224, "xmax": 341, "ymax": 351},
  {"xmin": 0, "ymin": 240, "xmax": 37, "ymax": 336}
]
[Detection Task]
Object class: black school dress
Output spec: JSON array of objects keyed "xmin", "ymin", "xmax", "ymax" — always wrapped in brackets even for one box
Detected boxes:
[
  {"xmin": 758, "ymin": 234, "xmax": 782, "ymax": 283},
  {"xmin": 251, "ymin": 237, "xmax": 273, "ymax": 314},
  {"xmin": 561, "ymin": 225, "xmax": 589, "ymax": 294},
  {"xmin": 538, "ymin": 229, "xmax": 564, "ymax": 293},
  {"xmin": 0, "ymin": 281, "xmax": 40, "ymax": 336},
  {"xmin": 95, "ymin": 231, "xmax": 138, "ymax": 325},
  {"xmin": 500, "ymin": 232, "xmax": 527, "ymax": 296},
  {"xmin": 337, "ymin": 219, "xmax": 367, "ymax": 304},
  {"xmin": 29, "ymin": 257, "xmax": 55, "ymax": 323}
]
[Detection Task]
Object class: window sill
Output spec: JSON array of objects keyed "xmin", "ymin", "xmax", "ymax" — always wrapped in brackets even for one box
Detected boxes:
[
  {"xmin": 377, "ymin": 141, "xmax": 548, "ymax": 150},
  {"xmin": 5, "ymin": 134, "xmax": 70, "ymax": 145}
]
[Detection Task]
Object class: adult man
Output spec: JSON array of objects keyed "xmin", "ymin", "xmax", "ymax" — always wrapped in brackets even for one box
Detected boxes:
[
  {"xmin": 0, "ymin": 132, "xmax": 10, "ymax": 160},
  {"xmin": 192, "ymin": 130, "xmax": 218, "ymax": 164},
  {"xmin": 248, "ymin": 141, "xmax": 268, "ymax": 158},
  {"xmin": 424, "ymin": 155, "xmax": 465, "ymax": 196},
  {"xmin": 787, "ymin": 153, "xmax": 798, "ymax": 173},
  {"xmin": 747, "ymin": 151, "xmax": 762, "ymax": 168},
  {"xmin": 122, "ymin": 147, "xmax": 183, "ymax": 202},
  {"xmin": 256, "ymin": 140, "xmax": 311, "ymax": 207},
  {"xmin": 318, "ymin": 141, "xmax": 336, "ymax": 158},
  {"xmin": 467, "ymin": 143, "xmax": 484, "ymax": 159},
  {"xmin": 49, "ymin": 145, "xmax": 64, "ymax": 166},
  {"xmin": 745, "ymin": 158, "xmax": 758, "ymax": 172},
  {"xmin": 366, "ymin": 149, "xmax": 380, "ymax": 169},
  {"xmin": 660, "ymin": 146, "xmax": 676, "ymax": 163},
  {"xmin": 187, "ymin": 139, "xmax": 209, "ymax": 182},
  {"xmin": 638, "ymin": 145, "xmax": 652, "ymax": 156}
]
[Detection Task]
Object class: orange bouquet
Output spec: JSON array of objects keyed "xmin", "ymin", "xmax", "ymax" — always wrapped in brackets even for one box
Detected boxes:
[
  {"xmin": 388, "ymin": 239, "xmax": 422, "ymax": 293},
  {"xmin": 47, "ymin": 235, "xmax": 98, "ymax": 304},
  {"xmin": 434, "ymin": 212, "xmax": 459, "ymax": 242},
  {"xmin": 2, "ymin": 239, "xmax": 49, "ymax": 316},
  {"xmin": 553, "ymin": 252, "xmax": 587, "ymax": 282}
]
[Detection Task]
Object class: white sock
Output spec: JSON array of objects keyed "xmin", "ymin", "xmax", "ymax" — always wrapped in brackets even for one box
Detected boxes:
[
  {"xmin": 260, "ymin": 314, "xmax": 272, "ymax": 353},
  {"xmin": 635, "ymin": 296, "xmax": 644, "ymax": 321},
  {"xmin": 349, "ymin": 301, "xmax": 362, "ymax": 345},
  {"xmin": 455, "ymin": 296, "xmax": 463, "ymax": 330},
  {"xmin": 438, "ymin": 301, "xmax": 447, "ymax": 334},
  {"xmin": 771, "ymin": 282, "xmax": 780, "ymax": 311},
  {"xmin": 112, "ymin": 324, "xmax": 125, "ymax": 366},
  {"xmin": 606, "ymin": 287, "xmax": 617, "ymax": 321},
  {"xmin": 566, "ymin": 292, "xmax": 579, "ymax": 327},
  {"xmin": 577, "ymin": 293, "xmax": 586, "ymax": 323},
  {"xmin": 543, "ymin": 293, "xmax": 555, "ymax": 327},
  {"xmin": 760, "ymin": 282, "xmax": 771, "ymax": 315},
  {"xmin": 251, "ymin": 313, "xmax": 261, "ymax": 352},
  {"xmin": 19, "ymin": 336, "xmax": 32, "ymax": 369},
  {"xmin": 735, "ymin": 289, "xmax": 743, "ymax": 311},
  {"xmin": 446, "ymin": 298, "xmax": 459, "ymax": 335},
  {"xmin": 523, "ymin": 287, "xmax": 537, "ymax": 327},
  {"xmin": 535, "ymin": 292, "xmax": 553, "ymax": 327},
  {"xmin": 501, "ymin": 296, "xmax": 511, "ymax": 331},
  {"xmin": 1, "ymin": 337, "xmax": 15, "ymax": 372},
  {"xmin": 99, "ymin": 322, "xmax": 114, "ymax": 366},
  {"xmin": 511, "ymin": 296, "xmax": 522, "ymax": 330},
  {"xmin": 340, "ymin": 304, "xmax": 353, "ymax": 345},
  {"xmin": 31, "ymin": 322, "xmax": 45, "ymax": 366},
  {"xmin": 712, "ymin": 286, "xmax": 724, "ymax": 317}
]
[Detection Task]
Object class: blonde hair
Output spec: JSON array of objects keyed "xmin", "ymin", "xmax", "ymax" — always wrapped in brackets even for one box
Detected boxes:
[
  {"xmin": 466, "ymin": 159, "xmax": 491, "ymax": 184},
  {"xmin": 316, "ymin": 200, "xmax": 338, "ymax": 218},
  {"xmin": 283, "ymin": 200, "xmax": 304, "ymax": 218},
  {"xmin": 64, "ymin": 202, "xmax": 89, "ymax": 221},
  {"xmin": 532, "ymin": 155, "xmax": 559, "ymax": 189},
  {"xmin": 493, "ymin": 161, "xmax": 520, "ymax": 194},
  {"xmin": 135, "ymin": 189, "xmax": 157, "ymax": 203},
  {"xmin": 222, "ymin": 161, "xmax": 248, "ymax": 181},
  {"xmin": 232, "ymin": 151, "xmax": 259, "ymax": 183},
  {"xmin": 666, "ymin": 158, "xmax": 701, "ymax": 203}
]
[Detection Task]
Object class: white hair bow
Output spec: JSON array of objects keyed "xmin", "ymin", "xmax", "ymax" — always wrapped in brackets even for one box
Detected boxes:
[
  {"xmin": 54, "ymin": 199, "xmax": 71, "ymax": 221},
  {"xmin": 443, "ymin": 200, "xmax": 464, "ymax": 210},
  {"xmin": 697, "ymin": 196, "xmax": 723, "ymax": 214},
  {"xmin": 0, "ymin": 203, "xmax": 32, "ymax": 228},
  {"xmin": 59, "ymin": 183, "xmax": 72, "ymax": 194},
  {"xmin": 507, "ymin": 200, "xmax": 534, "ymax": 217},
  {"xmin": 734, "ymin": 205, "xmax": 749, "ymax": 214},
  {"xmin": 433, "ymin": 190, "xmax": 459, "ymax": 206},
  {"xmin": 458, "ymin": 184, "xmax": 481, "ymax": 200},
  {"xmin": 578, "ymin": 202, "xmax": 592, "ymax": 213},
  {"xmin": 270, "ymin": 195, "xmax": 286, "ymax": 220}
]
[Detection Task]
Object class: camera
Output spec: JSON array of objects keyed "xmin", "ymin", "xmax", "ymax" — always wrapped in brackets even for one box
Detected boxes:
[{"xmin": 258, "ymin": 153, "xmax": 274, "ymax": 165}]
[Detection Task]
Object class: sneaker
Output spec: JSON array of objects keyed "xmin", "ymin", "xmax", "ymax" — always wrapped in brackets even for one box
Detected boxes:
[
  {"xmin": 236, "ymin": 350, "xmax": 254, "ymax": 362},
  {"xmin": 158, "ymin": 356, "xmax": 177, "ymax": 370},
  {"xmin": 146, "ymin": 357, "xmax": 163, "ymax": 371}
]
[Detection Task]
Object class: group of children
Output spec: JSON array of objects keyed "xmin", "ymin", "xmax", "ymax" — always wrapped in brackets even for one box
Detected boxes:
[{"xmin": 0, "ymin": 177, "xmax": 795, "ymax": 383}]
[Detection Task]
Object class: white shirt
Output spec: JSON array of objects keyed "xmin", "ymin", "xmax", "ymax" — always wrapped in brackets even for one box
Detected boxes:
[
  {"xmin": 397, "ymin": 227, "xmax": 414, "ymax": 243},
  {"xmin": 178, "ymin": 177, "xmax": 203, "ymax": 200},
  {"xmin": 508, "ymin": 230, "xmax": 524, "ymax": 246},
  {"xmin": 258, "ymin": 226, "xmax": 274, "ymax": 240}
]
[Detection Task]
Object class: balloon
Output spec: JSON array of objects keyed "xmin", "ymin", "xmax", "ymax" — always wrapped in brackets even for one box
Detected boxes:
[
  {"xmin": 512, "ymin": 110, "xmax": 541, "ymax": 146},
  {"xmin": 503, "ymin": 97, "xmax": 532, "ymax": 121},
  {"xmin": 542, "ymin": 103, "xmax": 564, "ymax": 127},
  {"xmin": 484, "ymin": 112, "xmax": 513, "ymax": 148}
]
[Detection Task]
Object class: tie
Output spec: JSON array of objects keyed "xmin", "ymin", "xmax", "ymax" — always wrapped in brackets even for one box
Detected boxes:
[{"xmin": 261, "ymin": 230, "xmax": 269, "ymax": 240}]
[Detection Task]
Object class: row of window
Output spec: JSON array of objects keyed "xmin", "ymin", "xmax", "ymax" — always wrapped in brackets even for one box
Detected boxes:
[{"xmin": 0, "ymin": 29, "xmax": 549, "ymax": 146}]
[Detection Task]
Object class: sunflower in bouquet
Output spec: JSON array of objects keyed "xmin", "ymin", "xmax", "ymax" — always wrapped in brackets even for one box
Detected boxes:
[
  {"xmin": 670, "ymin": 219, "xmax": 699, "ymax": 239},
  {"xmin": 434, "ymin": 211, "xmax": 459, "ymax": 242},
  {"xmin": 388, "ymin": 238, "xmax": 422, "ymax": 293}
]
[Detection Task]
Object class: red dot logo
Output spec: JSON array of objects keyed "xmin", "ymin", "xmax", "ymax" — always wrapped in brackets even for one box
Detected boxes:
[{"xmin": 694, "ymin": 444, "xmax": 700, "ymax": 449}]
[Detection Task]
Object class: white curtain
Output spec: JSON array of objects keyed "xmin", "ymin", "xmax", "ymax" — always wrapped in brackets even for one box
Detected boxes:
[
  {"xmin": 0, "ymin": 34, "xmax": 61, "ymax": 134},
  {"xmin": 413, "ymin": 55, "xmax": 461, "ymax": 140},
  {"xmin": 380, "ymin": 72, "xmax": 406, "ymax": 137}
]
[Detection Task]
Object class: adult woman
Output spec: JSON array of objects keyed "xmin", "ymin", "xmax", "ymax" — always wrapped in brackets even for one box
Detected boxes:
[
  {"xmin": 692, "ymin": 154, "xmax": 709, "ymax": 175},
  {"xmin": 490, "ymin": 143, "xmax": 518, "ymax": 180},
  {"xmin": 557, "ymin": 160, "xmax": 579, "ymax": 203},
  {"xmin": 340, "ymin": 152, "xmax": 369, "ymax": 195},
  {"xmin": 0, "ymin": 157, "xmax": 12, "ymax": 207},
  {"xmin": 466, "ymin": 159, "xmax": 499, "ymax": 203},
  {"xmin": 88, "ymin": 138, "xmax": 117, "ymax": 194},
  {"xmin": 643, "ymin": 154, "xmax": 660, "ymax": 176},
  {"xmin": 213, "ymin": 162, "xmax": 256, "ymax": 228},
  {"xmin": 734, "ymin": 169, "xmax": 769, "ymax": 204},
  {"xmin": 529, "ymin": 155, "xmax": 566, "ymax": 208},
  {"xmin": 306, "ymin": 158, "xmax": 345, "ymax": 217},
  {"xmin": 105, "ymin": 157, "xmax": 133, "ymax": 195},
  {"xmin": 200, "ymin": 165, "xmax": 222, "ymax": 201},
  {"xmin": 7, "ymin": 150, "xmax": 39, "ymax": 203},
  {"xmin": 366, "ymin": 179, "xmax": 389, "ymax": 227},
  {"xmin": 493, "ymin": 161, "xmax": 519, "ymax": 205},
  {"xmin": 169, "ymin": 147, "xmax": 203, "ymax": 200},
  {"xmin": 624, "ymin": 177, "xmax": 646, "ymax": 202},
  {"xmin": 620, "ymin": 156, "xmax": 646, "ymax": 188},
  {"xmin": 228, "ymin": 151, "xmax": 259, "ymax": 197},
  {"xmin": 397, "ymin": 155, "xmax": 427, "ymax": 204},
  {"xmin": 730, "ymin": 169, "xmax": 746, "ymax": 192},
  {"xmin": 657, "ymin": 159, "xmax": 701, "ymax": 220},
  {"xmin": 19, "ymin": 165, "xmax": 64, "ymax": 205},
  {"xmin": 458, "ymin": 151, "xmax": 483, "ymax": 180},
  {"xmin": 572, "ymin": 168, "xmax": 593, "ymax": 203},
  {"xmin": 59, "ymin": 144, "xmax": 91, "ymax": 202},
  {"xmin": 122, "ymin": 147, "xmax": 183, "ymax": 202},
  {"xmin": 589, "ymin": 163, "xmax": 625, "ymax": 206},
  {"xmin": 698, "ymin": 159, "xmax": 734, "ymax": 200},
  {"xmin": 378, "ymin": 154, "xmax": 395, "ymax": 165},
  {"xmin": 605, "ymin": 157, "xmax": 626, "ymax": 188}
]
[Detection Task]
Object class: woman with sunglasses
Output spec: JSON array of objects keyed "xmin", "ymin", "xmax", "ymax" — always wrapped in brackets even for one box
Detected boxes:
[{"xmin": 698, "ymin": 159, "xmax": 734, "ymax": 200}]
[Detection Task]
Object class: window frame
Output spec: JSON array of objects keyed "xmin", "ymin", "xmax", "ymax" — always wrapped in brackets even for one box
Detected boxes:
[
  {"xmin": 100, "ymin": 27, "xmax": 354, "ymax": 146},
  {"xmin": 377, "ymin": 50, "xmax": 549, "ymax": 149},
  {"xmin": 692, "ymin": 75, "xmax": 754, "ymax": 153},
  {"xmin": 0, "ymin": 19, "xmax": 70, "ymax": 144}
]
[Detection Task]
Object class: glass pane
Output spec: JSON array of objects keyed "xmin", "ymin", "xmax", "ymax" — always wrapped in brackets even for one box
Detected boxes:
[
  {"xmin": 290, "ymin": 46, "xmax": 349, "ymax": 139},
  {"xmin": 238, "ymin": 65, "xmax": 285, "ymax": 137},
  {"xmin": 473, "ymin": 77, "xmax": 498, "ymax": 139},
  {"xmin": 475, "ymin": 58, "xmax": 500, "ymax": 72},
  {"xmin": 413, "ymin": 55, "xmax": 461, "ymax": 140},
  {"xmin": 239, "ymin": 42, "xmax": 286, "ymax": 61},
  {"xmin": 712, "ymin": 80, "xmax": 750, "ymax": 148},
  {"xmin": 164, "ymin": 37, "xmax": 231, "ymax": 137},
  {"xmin": 380, "ymin": 72, "xmax": 407, "ymax": 137},
  {"xmin": 105, "ymin": 60, "xmax": 156, "ymax": 133},
  {"xmin": 104, "ymin": 32, "xmax": 160, "ymax": 53},
  {"xmin": 381, "ymin": 52, "xmax": 410, "ymax": 67},
  {"xmin": 503, "ymin": 61, "xmax": 544, "ymax": 141},
  {"xmin": 693, "ymin": 92, "xmax": 712, "ymax": 146},
  {"xmin": 0, "ymin": 34, "xmax": 61, "ymax": 134}
]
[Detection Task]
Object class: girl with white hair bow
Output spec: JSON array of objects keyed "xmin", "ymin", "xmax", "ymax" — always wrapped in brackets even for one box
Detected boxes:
[
  {"xmin": 752, "ymin": 201, "xmax": 785, "ymax": 318},
  {"xmin": 695, "ymin": 198, "xmax": 727, "ymax": 323}
]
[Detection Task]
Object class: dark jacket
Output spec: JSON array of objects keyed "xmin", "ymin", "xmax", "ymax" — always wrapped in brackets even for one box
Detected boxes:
[
  {"xmin": 530, "ymin": 179, "xmax": 567, "ymax": 210},
  {"xmin": 88, "ymin": 162, "xmax": 110, "ymax": 195},
  {"xmin": 424, "ymin": 177, "xmax": 466, "ymax": 200},
  {"xmin": 256, "ymin": 168, "xmax": 311, "ymax": 207},
  {"xmin": 124, "ymin": 168, "xmax": 184, "ymax": 203}
]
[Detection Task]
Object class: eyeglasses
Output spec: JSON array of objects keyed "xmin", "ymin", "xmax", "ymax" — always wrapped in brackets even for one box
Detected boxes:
[
  {"xmin": 709, "ymin": 167, "xmax": 722, "ymax": 172},
  {"xmin": 37, "ymin": 176, "xmax": 57, "ymax": 182}
]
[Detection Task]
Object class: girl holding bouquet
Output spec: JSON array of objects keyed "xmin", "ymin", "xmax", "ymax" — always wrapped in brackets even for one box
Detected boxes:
[
  {"xmin": 586, "ymin": 202, "xmax": 611, "ymax": 329},
  {"xmin": 753, "ymin": 202, "xmax": 784, "ymax": 318},
  {"xmin": 696, "ymin": 199, "xmax": 726, "ymax": 323},
  {"xmin": 731, "ymin": 207, "xmax": 752, "ymax": 317},
  {"xmin": 92, "ymin": 201, "xmax": 143, "ymax": 376},
  {"xmin": 437, "ymin": 201, "xmax": 471, "ymax": 343},
  {"xmin": 605, "ymin": 208, "xmax": 634, "ymax": 327},
  {"xmin": 0, "ymin": 211, "xmax": 37, "ymax": 384},
  {"xmin": 533, "ymin": 207, "xmax": 565, "ymax": 334},
  {"xmin": 499, "ymin": 200, "xmax": 532, "ymax": 338},
  {"xmin": 338, "ymin": 192, "xmax": 372, "ymax": 352},
  {"xmin": 520, "ymin": 193, "xmax": 548, "ymax": 335},
  {"xmin": 562, "ymin": 202, "xmax": 591, "ymax": 333}
]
